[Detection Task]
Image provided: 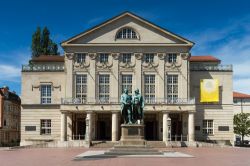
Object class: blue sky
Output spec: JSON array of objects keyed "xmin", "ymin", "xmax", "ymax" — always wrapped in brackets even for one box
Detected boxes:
[{"xmin": 0, "ymin": 0, "xmax": 250, "ymax": 95}]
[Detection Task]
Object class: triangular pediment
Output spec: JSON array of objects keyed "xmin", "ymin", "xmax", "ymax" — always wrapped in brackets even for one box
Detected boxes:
[{"xmin": 61, "ymin": 12, "xmax": 194, "ymax": 46}]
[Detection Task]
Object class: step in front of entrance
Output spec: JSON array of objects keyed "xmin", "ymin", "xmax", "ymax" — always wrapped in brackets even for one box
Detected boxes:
[
  {"xmin": 91, "ymin": 141, "xmax": 119, "ymax": 148},
  {"xmin": 104, "ymin": 144, "xmax": 164, "ymax": 156},
  {"xmin": 146, "ymin": 141, "xmax": 167, "ymax": 148},
  {"xmin": 91, "ymin": 141, "xmax": 167, "ymax": 148}
]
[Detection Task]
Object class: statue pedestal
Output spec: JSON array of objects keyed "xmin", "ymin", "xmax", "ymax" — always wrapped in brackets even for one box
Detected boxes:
[
  {"xmin": 120, "ymin": 124, "xmax": 146, "ymax": 146},
  {"xmin": 104, "ymin": 123, "xmax": 163, "ymax": 156}
]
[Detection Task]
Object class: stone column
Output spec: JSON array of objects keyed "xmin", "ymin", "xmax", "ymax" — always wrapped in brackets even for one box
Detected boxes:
[
  {"xmin": 188, "ymin": 112, "xmax": 195, "ymax": 142},
  {"xmin": 163, "ymin": 112, "xmax": 169, "ymax": 142},
  {"xmin": 61, "ymin": 112, "xmax": 67, "ymax": 141},
  {"xmin": 112, "ymin": 111, "xmax": 119, "ymax": 141},
  {"xmin": 85, "ymin": 112, "xmax": 93, "ymax": 142}
]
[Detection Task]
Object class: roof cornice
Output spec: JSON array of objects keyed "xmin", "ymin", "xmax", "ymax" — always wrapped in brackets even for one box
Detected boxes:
[{"xmin": 62, "ymin": 43, "xmax": 193, "ymax": 47}]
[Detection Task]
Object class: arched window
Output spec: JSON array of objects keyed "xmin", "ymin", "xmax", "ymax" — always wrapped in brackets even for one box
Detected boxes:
[{"xmin": 116, "ymin": 27, "xmax": 139, "ymax": 39}]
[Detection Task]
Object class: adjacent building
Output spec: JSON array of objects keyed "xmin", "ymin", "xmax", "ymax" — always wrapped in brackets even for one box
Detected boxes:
[
  {"xmin": 233, "ymin": 91, "xmax": 250, "ymax": 141},
  {"xmin": 21, "ymin": 12, "xmax": 234, "ymax": 146},
  {"xmin": 0, "ymin": 86, "xmax": 21, "ymax": 146}
]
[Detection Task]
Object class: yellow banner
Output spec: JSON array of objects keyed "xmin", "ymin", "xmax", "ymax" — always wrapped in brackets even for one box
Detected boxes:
[{"xmin": 200, "ymin": 79, "xmax": 219, "ymax": 102}]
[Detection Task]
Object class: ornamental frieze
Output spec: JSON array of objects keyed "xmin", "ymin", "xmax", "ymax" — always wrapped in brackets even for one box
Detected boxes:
[
  {"xmin": 96, "ymin": 55, "xmax": 113, "ymax": 69},
  {"xmin": 165, "ymin": 53, "xmax": 182, "ymax": 68},
  {"xmin": 119, "ymin": 54, "xmax": 136, "ymax": 69},
  {"xmin": 142, "ymin": 54, "xmax": 159, "ymax": 69},
  {"xmin": 65, "ymin": 53, "xmax": 74, "ymax": 60}
]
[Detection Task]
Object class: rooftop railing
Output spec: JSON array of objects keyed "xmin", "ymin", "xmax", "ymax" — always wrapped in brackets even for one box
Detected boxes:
[
  {"xmin": 22, "ymin": 64, "xmax": 65, "ymax": 72},
  {"xmin": 61, "ymin": 97, "xmax": 195, "ymax": 105},
  {"xmin": 190, "ymin": 64, "xmax": 232, "ymax": 71}
]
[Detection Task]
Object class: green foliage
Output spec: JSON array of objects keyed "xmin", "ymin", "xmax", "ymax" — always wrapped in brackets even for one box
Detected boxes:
[
  {"xmin": 234, "ymin": 113, "xmax": 250, "ymax": 141},
  {"xmin": 31, "ymin": 26, "xmax": 59, "ymax": 57},
  {"xmin": 31, "ymin": 27, "xmax": 42, "ymax": 57}
]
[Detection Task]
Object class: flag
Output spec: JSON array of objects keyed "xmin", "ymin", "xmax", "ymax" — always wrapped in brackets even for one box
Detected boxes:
[{"xmin": 200, "ymin": 79, "xmax": 219, "ymax": 102}]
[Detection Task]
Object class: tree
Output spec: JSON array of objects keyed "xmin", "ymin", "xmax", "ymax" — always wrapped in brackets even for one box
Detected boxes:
[
  {"xmin": 31, "ymin": 27, "xmax": 42, "ymax": 57},
  {"xmin": 31, "ymin": 27, "xmax": 59, "ymax": 57},
  {"xmin": 41, "ymin": 27, "xmax": 50, "ymax": 55},
  {"xmin": 234, "ymin": 113, "xmax": 250, "ymax": 143}
]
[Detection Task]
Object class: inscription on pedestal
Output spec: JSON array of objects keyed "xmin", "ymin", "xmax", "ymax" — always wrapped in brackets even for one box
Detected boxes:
[{"xmin": 128, "ymin": 128, "xmax": 138, "ymax": 135}]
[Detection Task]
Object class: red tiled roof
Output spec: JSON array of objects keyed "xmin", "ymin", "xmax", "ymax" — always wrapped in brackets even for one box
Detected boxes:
[
  {"xmin": 233, "ymin": 91, "xmax": 250, "ymax": 99},
  {"xmin": 189, "ymin": 55, "xmax": 221, "ymax": 62},
  {"xmin": 31, "ymin": 55, "xmax": 65, "ymax": 62}
]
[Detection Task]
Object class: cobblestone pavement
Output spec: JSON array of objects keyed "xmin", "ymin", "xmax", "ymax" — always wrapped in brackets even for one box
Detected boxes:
[{"xmin": 0, "ymin": 147, "xmax": 250, "ymax": 166}]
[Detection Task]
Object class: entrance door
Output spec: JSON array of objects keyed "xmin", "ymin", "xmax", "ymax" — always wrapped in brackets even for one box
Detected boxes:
[
  {"xmin": 98, "ymin": 121, "xmax": 108, "ymax": 140},
  {"xmin": 96, "ymin": 114, "xmax": 111, "ymax": 140},
  {"xmin": 145, "ymin": 121, "xmax": 154, "ymax": 140},
  {"xmin": 74, "ymin": 118, "xmax": 86, "ymax": 140},
  {"xmin": 144, "ymin": 114, "xmax": 158, "ymax": 140},
  {"xmin": 170, "ymin": 114, "xmax": 182, "ymax": 141}
]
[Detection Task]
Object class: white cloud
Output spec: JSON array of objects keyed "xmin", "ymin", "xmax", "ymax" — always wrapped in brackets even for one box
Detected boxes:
[
  {"xmin": 0, "ymin": 64, "xmax": 20, "ymax": 82},
  {"xmin": 187, "ymin": 15, "xmax": 250, "ymax": 94},
  {"xmin": 87, "ymin": 16, "xmax": 105, "ymax": 26},
  {"xmin": 233, "ymin": 60, "xmax": 250, "ymax": 78},
  {"xmin": 0, "ymin": 48, "xmax": 29, "ymax": 84},
  {"xmin": 234, "ymin": 78, "xmax": 250, "ymax": 94}
]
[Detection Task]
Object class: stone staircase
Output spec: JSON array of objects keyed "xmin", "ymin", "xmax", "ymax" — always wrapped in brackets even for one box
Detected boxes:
[
  {"xmin": 146, "ymin": 141, "xmax": 167, "ymax": 148},
  {"xmin": 104, "ymin": 145, "xmax": 163, "ymax": 156},
  {"xmin": 91, "ymin": 141, "xmax": 119, "ymax": 148}
]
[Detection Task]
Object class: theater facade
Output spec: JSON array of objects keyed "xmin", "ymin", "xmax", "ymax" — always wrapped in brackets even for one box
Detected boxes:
[{"xmin": 21, "ymin": 12, "xmax": 234, "ymax": 146}]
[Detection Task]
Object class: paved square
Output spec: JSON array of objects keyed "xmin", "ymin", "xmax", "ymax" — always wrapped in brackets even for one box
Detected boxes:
[{"xmin": 0, "ymin": 147, "xmax": 250, "ymax": 166}]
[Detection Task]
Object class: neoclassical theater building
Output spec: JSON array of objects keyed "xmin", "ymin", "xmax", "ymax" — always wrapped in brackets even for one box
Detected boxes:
[{"xmin": 21, "ymin": 12, "xmax": 234, "ymax": 146}]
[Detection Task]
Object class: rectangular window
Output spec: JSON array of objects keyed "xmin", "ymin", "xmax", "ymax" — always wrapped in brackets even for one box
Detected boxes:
[
  {"xmin": 76, "ymin": 75, "xmax": 87, "ymax": 103},
  {"xmin": 99, "ymin": 75, "xmax": 110, "ymax": 103},
  {"xmin": 167, "ymin": 75, "xmax": 178, "ymax": 103},
  {"xmin": 99, "ymin": 53, "xmax": 109, "ymax": 63},
  {"xmin": 203, "ymin": 120, "xmax": 214, "ymax": 135},
  {"xmin": 41, "ymin": 85, "xmax": 51, "ymax": 104},
  {"xmin": 167, "ymin": 53, "xmax": 177, "ymax": 63},
  {"xmin": 40, "ymin": 119, "xmax": 51, "ymax": 135},
  {"xmin": 76, "ymin": 53, "xmax": 86, "ymax": 63},
  {"xmin": 144, "ymin": 75, "xmax": 155, "ymax": 103},
  {"xmin": 121, "ymin": 75, "xmax": 132, "ymax": 94},
  {"xmin": 122, "ymin": 53, "xmax": 132, "ymax": 63},
  {"xmin": 144, "ymin": 53, "xmax": 154, "ymax": 63}
]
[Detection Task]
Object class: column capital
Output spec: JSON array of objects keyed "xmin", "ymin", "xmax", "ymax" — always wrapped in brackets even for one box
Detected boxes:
[
  {"xmin": 86, "ymin": 111, "xmax": 94, "ymax": 114},
  {"xmin": 162, "ymin": 111, "xmax": 170, "ymax": 114},
  {"xmin": 60, "ymin": 110, "xmax": 68, "ymax": 114},
  {"xmin": 111, "ymin": 110, "xmax": 120, "ymax": 114}
]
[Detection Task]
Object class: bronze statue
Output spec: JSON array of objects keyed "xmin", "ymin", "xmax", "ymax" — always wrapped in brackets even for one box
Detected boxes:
[
  {"xmin": 120, "ymin": 88, "xmax": 144, "ymax": 124},
  {"xmin": 120, "ymin": 88, "xmax": 133, "ymax": 124},
  {"xmin": 132, "ymin": 88, "xmax": 144, "ymax": 124}
]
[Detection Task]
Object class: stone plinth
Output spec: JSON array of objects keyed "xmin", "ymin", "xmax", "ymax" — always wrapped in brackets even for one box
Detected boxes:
[{"xmin": 120, "ymin": 124, "xmax": 145, "ymax": 146}]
